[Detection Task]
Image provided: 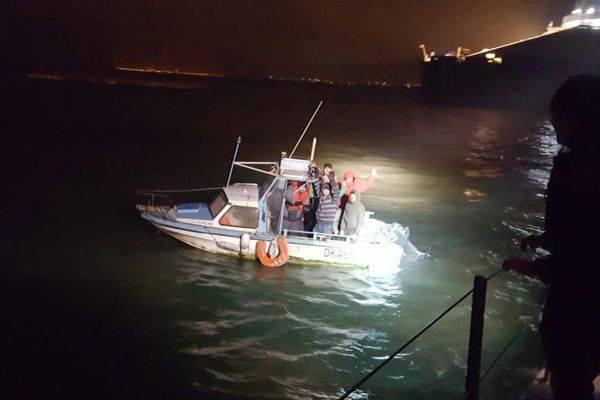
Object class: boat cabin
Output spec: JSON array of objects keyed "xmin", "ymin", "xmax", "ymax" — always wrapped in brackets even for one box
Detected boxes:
[
  {"xmin": 172, "ymin": 157, "xmax": 313, "ymax": 235},
  {"xmin": 174, "ymin": 183, "xmax": 260, "ymax": 232}
]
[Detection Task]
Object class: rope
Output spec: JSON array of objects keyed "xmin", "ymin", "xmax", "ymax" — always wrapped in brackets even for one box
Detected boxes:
[
  {"xmin": 460, "ymin": 390, "xmax": 472, "ymax": 400},
  {"xmin": 338, "ymin": 267, "xmax": 506, "ymax": 400},
  {"xmin": 479, "ymin": 328, "xmax": 526, "ymax": 383},
  {"xmin": 484, "ymin": 267, "xmax": 504, "ymax": 282},
  {"xmin": 338, "ymin": 289, "xmax": 474, "ymax": 400}
]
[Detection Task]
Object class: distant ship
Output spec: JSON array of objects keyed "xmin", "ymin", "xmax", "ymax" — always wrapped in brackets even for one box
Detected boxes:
[{"xmin": 420, "ymin": 1, "xmax": 600, "ymax": 107}]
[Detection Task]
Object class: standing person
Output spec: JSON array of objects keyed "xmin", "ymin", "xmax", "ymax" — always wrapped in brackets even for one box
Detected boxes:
[
  {"xmin": 283, "ymin": 181, "xmax": 309, "ymax": 233},
  {"xmin": 503, "ymin": 75, "xmax": 600, "ymax": 400},
  {"xmin": 313, "ymin": 163, "xmax": 337, "ymax": 195},
  {"xmin": 339, "ymin": 168, "xmax": 377, "ymax": 207},
  {"xmin": 340, "ymin": 190, "xmax": 365, "ymax": 236},
  {"xmin": 313, "ymin": 182, "xmax": 339, "ymax": 234},
  {"xmin": 307, "ymin": 163, "xmax": 338, "ymax": 231}
]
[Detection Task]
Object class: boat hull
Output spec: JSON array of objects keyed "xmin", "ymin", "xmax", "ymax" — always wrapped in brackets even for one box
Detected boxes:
[{"xmin": 146, "ymin": 215, "xmax": 404, "ymax": 268}]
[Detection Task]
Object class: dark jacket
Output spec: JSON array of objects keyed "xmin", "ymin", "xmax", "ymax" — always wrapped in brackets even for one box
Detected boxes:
[
  {"xmin": 533, "ymin": 149, "xmax": 600, "ymax": 283},
  {"xmin": 531, "ymin": 148, "xmax": 600, "ymax": 340},
  {"xmin": 340, "ymin": 192, "xmax": 365, "ymax": 232},
  {"xmin": 312, "ymin": 170, "xmax": 337, "ymax": 198}
]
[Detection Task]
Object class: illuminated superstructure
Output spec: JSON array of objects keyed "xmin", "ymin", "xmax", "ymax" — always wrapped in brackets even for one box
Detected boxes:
[
  {"xmin": 562, "ymin": 0, "xmax": 600, "ymax": 28},
  {"xmin": 420, "ymin": 1, "xmax": 600, "ymax": 107}
]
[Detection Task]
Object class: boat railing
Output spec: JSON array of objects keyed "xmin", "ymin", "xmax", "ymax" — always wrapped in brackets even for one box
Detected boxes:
[
  {"xmin": 136, "ymin": 187, "xmax": 223, "ymax": 211},
  {"xmin": 136, "ymin": 191, "xmax": 175, "ymax": 212},
  {"xmin": 282, "ymin": 229, "xmax": 354, "ymax": 242},
  {"xmin": 338, "ymin": 268, "xmax": 538, "ymax": 400}
]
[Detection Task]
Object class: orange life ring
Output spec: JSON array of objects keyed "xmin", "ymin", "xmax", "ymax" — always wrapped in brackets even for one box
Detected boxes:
[{"xmin": 256, "ymin": 236, "xmax": 288, "ymax": 267}]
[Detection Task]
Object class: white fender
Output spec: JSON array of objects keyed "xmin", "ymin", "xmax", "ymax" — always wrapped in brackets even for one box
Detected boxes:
[{"xmin": 240, "ymin": 232, "xmax": 251, "ymax": 256}]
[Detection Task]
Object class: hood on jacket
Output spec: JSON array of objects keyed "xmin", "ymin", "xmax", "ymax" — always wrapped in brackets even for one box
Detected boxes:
[
  {"xmin": 343, "ymin": 171, "xmax": 356, "ymax": 181},
  {"xmin": 348, "ymin": 189, "xmax": 361, "ymax": 203}
]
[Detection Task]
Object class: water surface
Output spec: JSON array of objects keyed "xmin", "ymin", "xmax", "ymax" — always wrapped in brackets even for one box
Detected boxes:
[{"xmin": 3, "ymin": 77, "xmax": 555, "ymax": 399}]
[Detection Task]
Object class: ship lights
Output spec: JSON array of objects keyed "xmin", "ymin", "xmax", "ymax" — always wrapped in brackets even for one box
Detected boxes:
[
  {"xmin": 563, "ymin": 5, "xmax": 600, "ymax": 28},
  {"xmin": 563, "ymin": 20, "xmax": 583, "ymax": 28},
  {"xmin": 484, "ymin": 52, "xmax": 502, "ymax": 64}
]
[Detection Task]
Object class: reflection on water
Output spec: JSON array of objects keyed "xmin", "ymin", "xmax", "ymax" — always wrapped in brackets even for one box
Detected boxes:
[
  {"xmin": 162, "ymin": 108, "xmax": 556, "ymax": 399},
  {"xmin": 463, "ymin": 125, "xmax": 504, "ymax": 178},
  {"xmin": 172, "ymin": 248, "xmax": 410, "ymax": 398},
  {"xmin": 6, "ymin": 79, "xmax": 559, "ymax": 399},
  {"xmin": 463, "ymin": 188, "xmax": 487, "ymax": 201}
]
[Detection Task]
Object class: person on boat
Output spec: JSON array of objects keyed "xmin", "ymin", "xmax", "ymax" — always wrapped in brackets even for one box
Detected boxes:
[
  {"xmin": 283, "ymin": 180, "xmax": 309, "ymax": 233},
  {"xmin": 503, "ymin": 74, "xmax": 600, "ymax": 400},
  {"xmin": 313, "ymin": 182, "xmax": 340, "ymax": 234},
  {"xmin": 313, "ymin": 163, "xmax": 337, "ymax": 193},
  {"xmin": 339, "ymin": 168, "xmax": 377, "ymax": 207},
  {"xmin": 340, "ymin": 190, "xmax": 365, "ymax": 236},
  {"xmin": 306, "ymin": 163, "xmax": 338, "ymax": 231}
]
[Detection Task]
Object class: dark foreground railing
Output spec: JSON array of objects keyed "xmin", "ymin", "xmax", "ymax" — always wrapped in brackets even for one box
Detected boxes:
[
  {"xmin": 338, "ymin": 268, "xmax": 526, "ymax": 400},
  {"xmin": 464, "ymin": 274, "xmax": 489, "ymax": 400}
]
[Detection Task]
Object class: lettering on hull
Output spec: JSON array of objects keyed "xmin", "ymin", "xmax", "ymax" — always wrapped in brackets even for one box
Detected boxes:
[{"xmin": 323, "ymin": 247, "xmax": 350, "ymax": 259}]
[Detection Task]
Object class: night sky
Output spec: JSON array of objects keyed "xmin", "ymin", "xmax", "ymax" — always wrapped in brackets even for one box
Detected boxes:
[{"xmin": 7, "ymin": 0, "xmax": 573, "ymax": 83}]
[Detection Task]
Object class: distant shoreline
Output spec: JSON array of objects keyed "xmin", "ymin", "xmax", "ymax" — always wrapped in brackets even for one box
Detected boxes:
[{"xmin": 26, "ymin": 68, "xmax": 420, "ymax": 92}]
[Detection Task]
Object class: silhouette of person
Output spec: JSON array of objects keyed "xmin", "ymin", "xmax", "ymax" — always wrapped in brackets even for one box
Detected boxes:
[{"xmin": 504, "ymin": 74, "xmax": 600, "ymax": 399}]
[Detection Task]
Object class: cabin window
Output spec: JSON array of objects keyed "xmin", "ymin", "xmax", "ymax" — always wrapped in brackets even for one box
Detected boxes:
[
  {"xmin": 209, "ymin": 192, "xmax": 228, "ymax": 217},
  {"xmin": 219, "ymin": 206, "xmax": 258, "ymax": 229}
]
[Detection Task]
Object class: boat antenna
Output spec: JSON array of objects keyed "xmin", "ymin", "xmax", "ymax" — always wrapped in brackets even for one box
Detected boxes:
[
  {"xmin": 289, "ymin": 101, "xmax": 323, "ymax": 158},
  {"xmin": 226, "ymin": 136, "xmax": 242, "ymax": 186}
]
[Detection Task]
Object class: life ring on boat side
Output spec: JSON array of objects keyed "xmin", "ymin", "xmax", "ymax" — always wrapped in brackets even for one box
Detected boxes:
[{"xmin": 256, "ymin": 236, "xmax": 288, "ymax": 267}]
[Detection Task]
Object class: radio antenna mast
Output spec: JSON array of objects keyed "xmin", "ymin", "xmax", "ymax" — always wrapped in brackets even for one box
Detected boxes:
[{"xmin": 289, "ymin": 101, "xmax": 323, "ymax": 158}]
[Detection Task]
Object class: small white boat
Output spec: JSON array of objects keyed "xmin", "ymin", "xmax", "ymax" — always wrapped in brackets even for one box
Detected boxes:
[
  {"xmin": 136, "ymin": 104, "xmax": 425, "ymax": 269},
  {"xmin": 137, "ymin": 153, "xmax": 425, "ymax": 269}
]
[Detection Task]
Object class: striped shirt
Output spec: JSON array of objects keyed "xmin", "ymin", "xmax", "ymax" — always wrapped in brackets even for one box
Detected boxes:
[{"xmin": 316, "ymin": 184, "xmax": 339, "ymax": 224}]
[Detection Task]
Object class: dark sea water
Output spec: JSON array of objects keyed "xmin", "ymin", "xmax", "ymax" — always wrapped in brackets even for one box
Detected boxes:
[{"xmin": 3, "ymin": 75, "xmax": 557, "ymax": 399}]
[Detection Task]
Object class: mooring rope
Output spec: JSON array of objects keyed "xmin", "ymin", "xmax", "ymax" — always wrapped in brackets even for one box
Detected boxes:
[
  {"xmin": 479, "ymin": 328, "xmax": 526, "ymax": 383},
  {"xmin": 338, "ymin": 289, "xmax": 474, "ymax": 400},
  {"xmin": 338, "ymin": 267, "xmax": 506, "ymax": 400}
]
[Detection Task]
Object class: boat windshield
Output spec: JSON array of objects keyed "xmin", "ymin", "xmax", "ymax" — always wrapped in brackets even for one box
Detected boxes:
[
  {"xmin": 219, "ymin": 206, "xmax": 258, "ymax": 229},
  {"xmin": 209, "ymin": 192, "xmax": 228, "ymax": 217}
]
